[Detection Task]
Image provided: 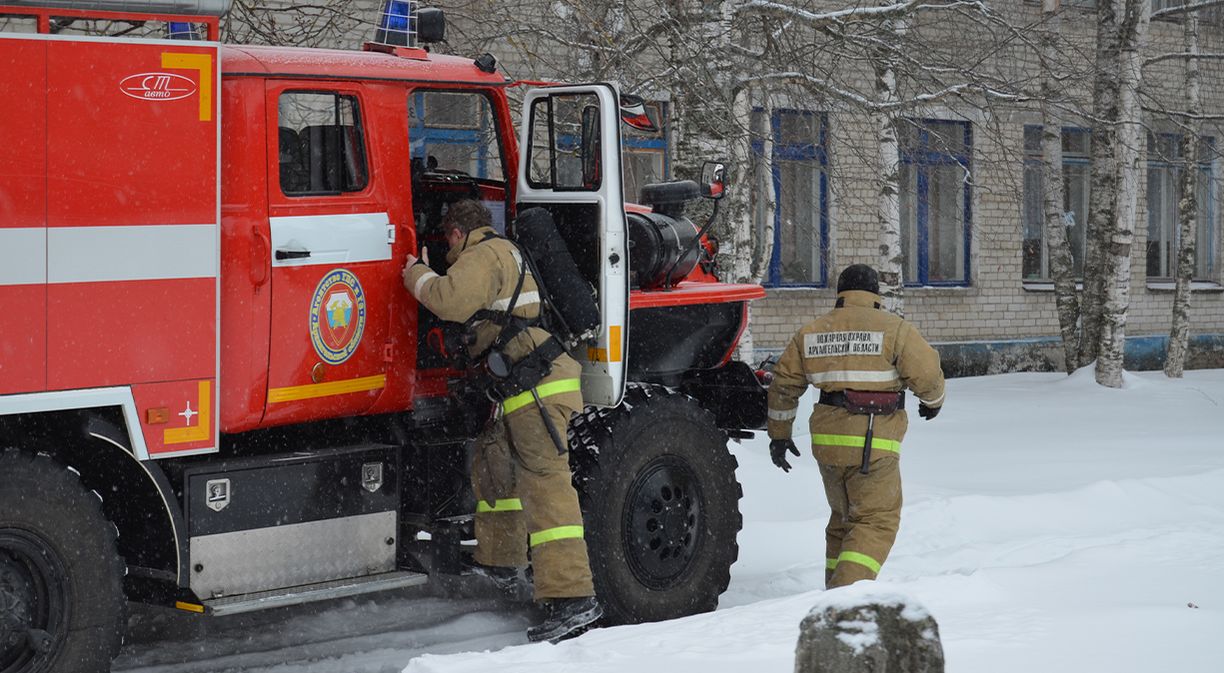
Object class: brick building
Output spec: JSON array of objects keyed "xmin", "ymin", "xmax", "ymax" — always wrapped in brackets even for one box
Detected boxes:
[
  {"xmin": 430, "ymin": 0, "xmax": 1224, "ymax": 374},
  {"xmin": 216, "ymin": 1, "xmax": 1224, "ymax": 372}
]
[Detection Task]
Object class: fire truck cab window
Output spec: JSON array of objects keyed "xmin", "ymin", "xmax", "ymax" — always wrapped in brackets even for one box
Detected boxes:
[
  {"xmin": 278, "ymin": 92, "xmax": 369, "ymax": 195},
  {"xmin": 527, "ymin": 93, "xmax": 601, "ymax": 191},
  {"xmin": 408, "ymin": 91, "xmax": 504, "ymax": 180}
]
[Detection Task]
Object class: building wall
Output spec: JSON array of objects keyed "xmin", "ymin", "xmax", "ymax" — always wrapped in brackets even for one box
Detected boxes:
[
  {"xmin": 225, "ymin": 2, "xmax": 1224, "ymax": 373},
  {"xmin": 746, "ymin": 4, "xmax": 1224, "ymax": 372}
]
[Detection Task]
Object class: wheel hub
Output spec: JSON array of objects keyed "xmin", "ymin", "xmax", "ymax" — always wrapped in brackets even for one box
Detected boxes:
[
  {"xmin": 0, "ymin": 531, "xmax": 66, "ymax": 673},
  {"xmin": 624, "ymin": 457, "xmax": 703, "ymax": 589}
]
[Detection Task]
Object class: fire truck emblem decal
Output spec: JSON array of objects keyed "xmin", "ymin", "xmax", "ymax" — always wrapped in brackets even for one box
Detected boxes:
[
  {"xmin": 362, "ymin": 463, "xmax": 383, "ymax": 493},
  {"xmin": 309, "ymin": 269, "xmax": 366, "ymax": 365},
  {"xmin": 119, "ymin": 72, "xmax": 197, "ymax": 102},
  {"xmin": 205, "ymin": 479, "xmax": 230, "ymax": 512}
]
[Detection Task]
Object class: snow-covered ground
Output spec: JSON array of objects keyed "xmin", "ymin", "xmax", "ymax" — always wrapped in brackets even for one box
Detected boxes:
[{"xmin": 115, "ymin": 369, "xmax": 1224, "ymax": 673}]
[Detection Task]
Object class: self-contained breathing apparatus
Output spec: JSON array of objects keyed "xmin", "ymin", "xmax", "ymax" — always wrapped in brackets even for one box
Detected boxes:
[{"xmin": 461, "ymin": 208, "xmax": 601, "ymax": 454}]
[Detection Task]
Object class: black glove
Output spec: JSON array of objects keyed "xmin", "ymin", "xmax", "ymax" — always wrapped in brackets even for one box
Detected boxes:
[
  {"xmin": 918, "ymin": 403, "xmax": 941, "ymax": 420},
  {"xmin": 769, "ymin": 439, "xmax": 801, "ymax": 473}
]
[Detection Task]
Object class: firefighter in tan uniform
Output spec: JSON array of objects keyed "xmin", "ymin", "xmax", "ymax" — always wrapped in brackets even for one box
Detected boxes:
[
  {"xmin": 403, "ymin": 200, "xmax": 601, "ymax": 642},
  {"xmin": 767, "ymin": 264, "xmax": 945, "ymax": 588}
]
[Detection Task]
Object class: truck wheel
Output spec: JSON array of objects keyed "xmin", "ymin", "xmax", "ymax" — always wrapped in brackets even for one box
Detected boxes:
[
  {"xmin": 570, "ymin": 385, "xmax": 742, "ymax": 624},
  {"xmin": 0, "ymin": 451, "xmax": 125, "ymax": 673}
]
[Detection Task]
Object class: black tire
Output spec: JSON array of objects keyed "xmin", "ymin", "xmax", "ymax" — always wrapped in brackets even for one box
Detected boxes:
[
  {"xmin": 0, "ymin": 450, "xmax": 125, "ymax": 673},
  {"xmin": 569, "ymin": 385, "xmax": 742, "ymax": 624}
]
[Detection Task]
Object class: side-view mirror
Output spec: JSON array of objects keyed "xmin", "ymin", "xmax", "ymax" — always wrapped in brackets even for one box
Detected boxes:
[
  {"xmin": 581, "ymin": 104, "xmax": 602, "ymax": 188},
  {"xmin": 701, "ymin": 161, "xmax": 727, "ymax": 200}
]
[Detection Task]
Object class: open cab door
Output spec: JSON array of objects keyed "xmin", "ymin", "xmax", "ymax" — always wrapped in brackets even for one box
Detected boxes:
[{"xmin": 516, "ymin": 84, "xmax": 628, "ymax": 407}]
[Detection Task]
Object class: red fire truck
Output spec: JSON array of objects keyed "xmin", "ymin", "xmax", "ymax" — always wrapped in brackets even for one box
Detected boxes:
[{"xmin": 0, "ymin": 1, "xmax": 767, "ymax": 670}]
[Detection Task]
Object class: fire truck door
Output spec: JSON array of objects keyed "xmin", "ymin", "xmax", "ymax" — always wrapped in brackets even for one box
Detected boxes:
[
  {"xmin": 516, "ymin": 84, "xmax": 629, "ymax": 408},
  {"xmin": 263, "ymin": 86, "xmax": 392, "ymax": 424}
]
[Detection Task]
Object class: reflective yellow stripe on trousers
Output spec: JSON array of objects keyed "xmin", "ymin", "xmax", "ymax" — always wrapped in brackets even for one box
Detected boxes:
[
  {"xmin": 811, "ymin": 433, "xmax": 901, "ymax": 454},
  {"xmin": 834, "ymin": 551, "xmax": 882, "ymax": 574},
  {"xmin": 529, "ymin": 525, "xmax": 584, "ymax": 547},
  {"xmin": 501, "ymin": 378, "xmax": 582, "ymax": 415},
  {"xmin": 475, "ymin": 498, "xmax": 523, "ymax": 513}
]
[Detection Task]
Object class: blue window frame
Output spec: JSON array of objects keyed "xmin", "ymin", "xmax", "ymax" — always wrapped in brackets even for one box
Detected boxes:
[
  {"xmin": 899, "ymin": 119, "xmax": 972, "ymax": 286},
  {"xmin": 409, "ymin": 91, "xmax": 503, "ymax": 180},
  {"xmin": 895, "ymin": 119, "xmax": 969, "ymax": 286},
  {"xmin": 751, "ymin": 109, "xmax": 829, "ymax": 287}
]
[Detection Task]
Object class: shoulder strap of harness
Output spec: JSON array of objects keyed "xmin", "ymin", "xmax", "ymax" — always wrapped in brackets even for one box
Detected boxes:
[{"xmin": 465, "ymin": 231, "xmax": 535, "ymax": 349}]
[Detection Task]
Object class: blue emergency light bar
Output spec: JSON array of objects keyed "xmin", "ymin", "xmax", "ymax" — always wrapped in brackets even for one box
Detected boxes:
[
  {"xmin": 374, "ymin": 0, "xmax": 414, "ymax": 47},
  {"xmin": 372, "ymin": 1, "xmax": 444, "ymax": 48},
  {"xmin": 167, "ymin": 21, "xmax": 201, "ymax": 40}
]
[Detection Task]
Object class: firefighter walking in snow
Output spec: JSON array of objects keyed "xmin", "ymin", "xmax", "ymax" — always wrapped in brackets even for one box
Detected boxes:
[
  {"xmin": 403, "ymin": 200, "xmax": 601, "ymax": 642},
  {"xmin": 766, "ymin": 264, "xmax": 945, "ymax": 588}
]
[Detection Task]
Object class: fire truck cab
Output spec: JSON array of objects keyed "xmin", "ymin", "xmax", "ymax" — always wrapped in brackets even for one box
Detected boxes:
[{"xmin": 0, "ymin": 2, "xmax": 766, "ymax": 671}]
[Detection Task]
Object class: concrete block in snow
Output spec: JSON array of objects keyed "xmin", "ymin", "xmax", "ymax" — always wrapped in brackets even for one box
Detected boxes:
[{"xmin": 795, "ymin": 584, "xmax": 944, "ymax": 673}]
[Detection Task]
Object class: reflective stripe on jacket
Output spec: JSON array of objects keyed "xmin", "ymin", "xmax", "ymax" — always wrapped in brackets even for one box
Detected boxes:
[
  {"xmin": 404, "ymin": 226, "xmax": 583, "ymax": 416},
  {"xmin": 766, "ymin": 290, "xmax": 945, "ymax": 465}
]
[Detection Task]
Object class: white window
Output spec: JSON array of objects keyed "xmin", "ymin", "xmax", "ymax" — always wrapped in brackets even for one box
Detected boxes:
[
  {"xmin": 1022, "ymin": 127, "xmax": 1091, "ymax": 280},
  {"xmin": 1146, "ymin": 133, "xmax": 1217, "ymax": 280}
]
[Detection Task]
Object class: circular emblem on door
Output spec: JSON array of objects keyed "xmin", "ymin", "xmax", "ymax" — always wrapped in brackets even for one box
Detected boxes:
[{"xmin": 309, "ymin": 269, "xmax": 367, "ymax": 365}]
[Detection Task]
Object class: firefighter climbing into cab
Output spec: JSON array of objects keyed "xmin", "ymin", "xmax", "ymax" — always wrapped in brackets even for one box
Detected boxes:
[
  {"xmin": 765, "ymin": 264, "xmax": 945, "ymax": 588},
  {"xmin": 402, "ymin": 199, "xmax": 602, "ymax": 642}
]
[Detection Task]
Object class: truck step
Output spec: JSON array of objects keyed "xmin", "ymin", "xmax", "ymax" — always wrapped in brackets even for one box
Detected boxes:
[{"xmin": 202, "ymin": 571, "xmax": 428, "ymax": 616}]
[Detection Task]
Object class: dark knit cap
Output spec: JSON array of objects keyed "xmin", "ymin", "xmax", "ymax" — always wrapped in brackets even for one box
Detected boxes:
[{"xmin": 836, "ymin": 264, "xmax": 880, "ymax": 294}]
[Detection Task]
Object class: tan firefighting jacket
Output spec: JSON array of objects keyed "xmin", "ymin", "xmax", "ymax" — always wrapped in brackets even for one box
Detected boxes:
[
  {"xmin": 404, "ymin": 226, "xmax": 583, "ymax": 417},
  {"xmin": 766, "ymin": 290, "xmax": 945, "ymax": 466}
]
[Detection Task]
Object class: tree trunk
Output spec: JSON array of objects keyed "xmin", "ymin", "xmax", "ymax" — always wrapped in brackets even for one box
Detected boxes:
[
  {"xmin": 1040, "ymin": 0, "xmax": 1081, "ymax": 374},
  {"xmin": 1080, "ymin": 0, "xmax": 1123, "ymax": 369},
  {"xmin": 873, "ymin": 11, "xmax": 907, "ymax": 317},
  {"xmin": 1096, "ymin": 0, "xmax": 1150, "ymax": 388},
  {"xmin": 751, "ymin": 105, "xmax": 778, "ymax": 286},
  {"xmin": 738, "ymin": 104, "xmax": 778, "ymax": 367},
  {"xmin": 727, "ymin": 86, "xmax": 756, "ymax": 285},
  {"xmin": 1165, "ymin": 12, "xmax": 1202, "ymax": 378}
]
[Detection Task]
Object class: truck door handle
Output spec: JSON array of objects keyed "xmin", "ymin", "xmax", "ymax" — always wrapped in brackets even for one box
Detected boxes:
[
  {"xmin": 251, "ymin": 227, "xmax": 270, "ymax": 286},
  {"xmin": 275, "ymin": 248, "xmax": 311, "ymax": 260}
]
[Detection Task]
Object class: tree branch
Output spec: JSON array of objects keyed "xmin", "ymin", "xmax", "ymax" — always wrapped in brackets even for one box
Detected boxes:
[{"xmin": 1152, "ymin": 0, "xmax": 1224, "ymax": 19}]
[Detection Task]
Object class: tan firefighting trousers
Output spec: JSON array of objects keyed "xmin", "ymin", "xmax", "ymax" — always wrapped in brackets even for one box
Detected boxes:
[
  {"xmin": 471, "ymin": 402, "xmax": 595, "ymax": 600},
  {"xmin": 819, "ymin": 455, "xmax": 902, "ymax": 588}
]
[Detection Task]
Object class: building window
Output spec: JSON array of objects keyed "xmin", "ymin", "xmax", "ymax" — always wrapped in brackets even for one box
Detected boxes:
[
  {"xmin": 751, "ymin": 109, "xmax": 829, "ymax": 287},
  {"xmin": 622, "ymin": 101, "xmax": 668, "ymax": 204},
  {"xmin": 899, "ymin": 119, "xmax": 972, "ymax": 286},
  {"xmin": 1022, "ymin": 126, "xmax": 1091, "ymax": 280},
  {"xmin": 409, "ymin": 90, "xmax": 504, "ymax": 181},
  {"xmin": 278, "ymin": 91, "xmax": 369, "ymax": 195},
  {"xmin": 1146, "ymin": 133, "xmax": 1216, "ymax": 280}
]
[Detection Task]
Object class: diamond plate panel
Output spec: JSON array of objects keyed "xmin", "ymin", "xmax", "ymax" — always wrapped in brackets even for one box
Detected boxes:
[{"xmin": 189, "ymin": 511, "xmax": 396, "ymax": 598}]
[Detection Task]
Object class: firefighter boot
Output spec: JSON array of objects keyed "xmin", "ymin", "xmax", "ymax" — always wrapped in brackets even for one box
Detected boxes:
[
  {"xmin": 526, "ymin": 596, "xmax": 603, "ymax": 643},
  {"xmin": 463, "ymin": 562, "xmax": 532, "ymax": 601}
]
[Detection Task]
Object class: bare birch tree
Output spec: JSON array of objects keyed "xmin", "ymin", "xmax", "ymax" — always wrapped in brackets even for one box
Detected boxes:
[
  {"xmin": 1039, "ymin": 0, "xmax": 1082, "ymax": 373},
  {"xmin": 1080, "ymin": 0, "xmax": 1122, "ymax": 370},
  {"xmin": 872, "ymin": 9, "xmax": 907, "ymax": 316},
  {"xmin": 1095, "ymin": 0, "xmax": 1150, "ymax": 388},
  {"xmin": 1164, "ymin": 9, "xmax": 1203, "ymax": 378}
]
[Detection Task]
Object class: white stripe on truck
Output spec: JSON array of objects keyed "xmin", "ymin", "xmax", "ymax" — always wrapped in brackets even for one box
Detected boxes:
[
  {"xmin": 2, "ymin": 225, "xmax": 217, "ymax": 285},
  {"xmin": 46, "ymin": 224, "xmax": 217, "ymax": 283},
  {"xmin": 0, "ymin": 228, "xmax": 47, "ymax": 285}
]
